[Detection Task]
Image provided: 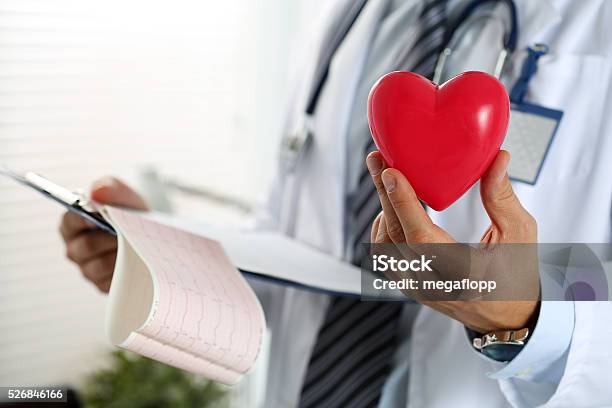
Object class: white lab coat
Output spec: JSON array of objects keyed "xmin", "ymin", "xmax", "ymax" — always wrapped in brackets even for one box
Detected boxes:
[{"xmin": 254, "ymin": 0, "xmax": 612, "ymax": 407}]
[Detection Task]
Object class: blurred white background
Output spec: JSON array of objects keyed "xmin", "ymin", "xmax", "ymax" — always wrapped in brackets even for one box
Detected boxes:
[{"xmin": 0, "ymin": 0, "xmax": 327, "ymax": 404}]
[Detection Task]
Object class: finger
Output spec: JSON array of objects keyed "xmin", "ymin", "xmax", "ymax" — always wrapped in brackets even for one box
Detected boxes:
[
  {"xmin": 90, "ymin": 176, "xmax": 148, "ymax": 210},
  {"xmin": 379, "ymin": 168, "xmax": 444, "ymax": 243},
  {"xmin": 366, "ymin": 151, "xmax": 405, "ymax": 243},
  {"xmin": 480, "ymin": 151, "xmax": 536, "ymax": 240},
  {"xmin": 60, "ymin": 211, "xmax": 96, "ymax": 241},
  {"xmin": 373, "ymin": 212, "xmax": 395, "ymax": 243},
  {"xmin": 97, "ymin": 278, "xmax": 112, "ymax": 293},
  {"xmin": 80, "ymin": 251, "xmax": 117, "ymax": 289},
  {"xmin": 66, "ymin": 230, "xmax": 118, "ymax": 264},
  {"xmin": 371, "ymin": 212, "xmax": 382, "ymax": 242},
  {"xmin": 374, "ymin": 214, "xmax": 421, "ymax": 275}
]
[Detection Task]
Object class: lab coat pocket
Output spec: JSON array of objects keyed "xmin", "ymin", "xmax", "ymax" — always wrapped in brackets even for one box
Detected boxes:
[
  {"xmin": 522, "ymin": 53, "xmax": 611, "ymax": 182},
  {"xmin": 508, "ymin": 53, "xmax": 612, "ymax": 242}
]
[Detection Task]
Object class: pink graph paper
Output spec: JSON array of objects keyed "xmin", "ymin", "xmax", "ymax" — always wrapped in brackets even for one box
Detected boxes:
[{"xmin": 106, "ymin": 207, "xmax": 265, "ymax": 384}]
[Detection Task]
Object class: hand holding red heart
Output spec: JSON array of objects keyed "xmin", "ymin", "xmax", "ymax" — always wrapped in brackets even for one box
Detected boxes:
[
  {"xmin": 367, "ymin": 150, "xmax": 539, "ymax": 333},
  {"xmin": 366, "ymin": 71, "xmax": 538, "ymax": 332}
]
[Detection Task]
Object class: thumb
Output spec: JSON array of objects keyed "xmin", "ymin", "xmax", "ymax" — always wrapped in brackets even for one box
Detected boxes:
[
  {"xmin": 480, "ymin": 151, "xmax": 535, "ymax": 235},
  {"xmin": 90, "ymin": 176, "xmax": 148, "ymax": 210}
]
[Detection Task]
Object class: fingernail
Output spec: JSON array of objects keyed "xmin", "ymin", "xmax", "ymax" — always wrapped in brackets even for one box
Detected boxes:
[
  {"xmin": 366, "ymin": 156, "xmax": 383, "ymax": 176},
  {"xmin": 381, "ymin": 171, "xmax": 396, "ymax": 193},
  {"xmin": 92, "ymin": 177, "xmax": 115, "ymax": 191}
]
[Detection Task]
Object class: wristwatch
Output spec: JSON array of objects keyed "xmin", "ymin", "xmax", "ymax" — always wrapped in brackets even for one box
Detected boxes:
[{"xmin": 472, "ymin": 328, "xmax": 530, "ymax": 362}]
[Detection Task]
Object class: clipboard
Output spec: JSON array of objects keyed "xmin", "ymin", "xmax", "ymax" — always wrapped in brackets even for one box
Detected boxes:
[{"xmin": 1, "ymin": 165, "xmax": 405, "ymax": 299}]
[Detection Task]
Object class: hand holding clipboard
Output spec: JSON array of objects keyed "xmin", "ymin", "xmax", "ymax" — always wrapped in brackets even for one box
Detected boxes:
[{"xmin": 0, "ymin": 164, "xmax": 116, "ymax": 235}]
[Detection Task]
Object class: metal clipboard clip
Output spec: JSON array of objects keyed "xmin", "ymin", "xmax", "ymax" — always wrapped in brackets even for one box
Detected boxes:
[{"xmin": 0, "ymin": 164, "xmax": 116, "ymax": 235}]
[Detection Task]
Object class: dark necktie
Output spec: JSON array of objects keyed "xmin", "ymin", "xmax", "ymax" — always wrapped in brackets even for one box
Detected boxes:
[{"xmin": 298, "ymin": 1, "xmax": 448, "ymax": 407}]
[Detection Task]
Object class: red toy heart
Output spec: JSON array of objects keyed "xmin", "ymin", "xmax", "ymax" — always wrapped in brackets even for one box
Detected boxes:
[{"xmin": 367, "ymin": 71, "xmax": 509, "ymax": 211}]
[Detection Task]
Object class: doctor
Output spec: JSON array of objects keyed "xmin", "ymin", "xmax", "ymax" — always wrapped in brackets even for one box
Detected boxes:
[{"xmin": 59, "ymin": 0, "xmax": 612, "ymax": 407}]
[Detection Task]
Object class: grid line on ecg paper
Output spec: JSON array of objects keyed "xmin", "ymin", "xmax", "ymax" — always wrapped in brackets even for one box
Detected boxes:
[{"xmin": 143, "ymin": 236, "xmax": 253, "ymax": 366}]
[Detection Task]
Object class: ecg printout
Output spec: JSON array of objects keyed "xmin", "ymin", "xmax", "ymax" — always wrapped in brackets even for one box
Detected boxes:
[{"xmin": 106, "ymin": 207, "xmax": 265, "ymax": 384}]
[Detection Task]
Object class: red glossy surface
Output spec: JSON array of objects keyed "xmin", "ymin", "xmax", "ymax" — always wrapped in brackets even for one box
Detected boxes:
[{"xmin": 367, "ymin": 71, "xmax": 509, "ymax": 211}]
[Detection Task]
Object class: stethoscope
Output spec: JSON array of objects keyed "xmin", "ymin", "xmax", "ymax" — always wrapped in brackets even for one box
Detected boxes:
[{"xmin": 279, "ymin": 0, "xmax": 520, "ymax": 236}]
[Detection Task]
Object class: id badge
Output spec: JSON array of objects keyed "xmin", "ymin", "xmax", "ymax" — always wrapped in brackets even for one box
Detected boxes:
[
  {"xmin": 504, "ymin": 44, "xmax": 563, "ymax": 184},
  {"xmin": 502, "ymin": 102, "xmax": 563, "ymax": 184}
]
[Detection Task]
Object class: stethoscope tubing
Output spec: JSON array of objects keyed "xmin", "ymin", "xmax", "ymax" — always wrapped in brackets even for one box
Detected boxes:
[{"xmin": 434, "ymin": 0, "xmax": 519, "ymax": 83}]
